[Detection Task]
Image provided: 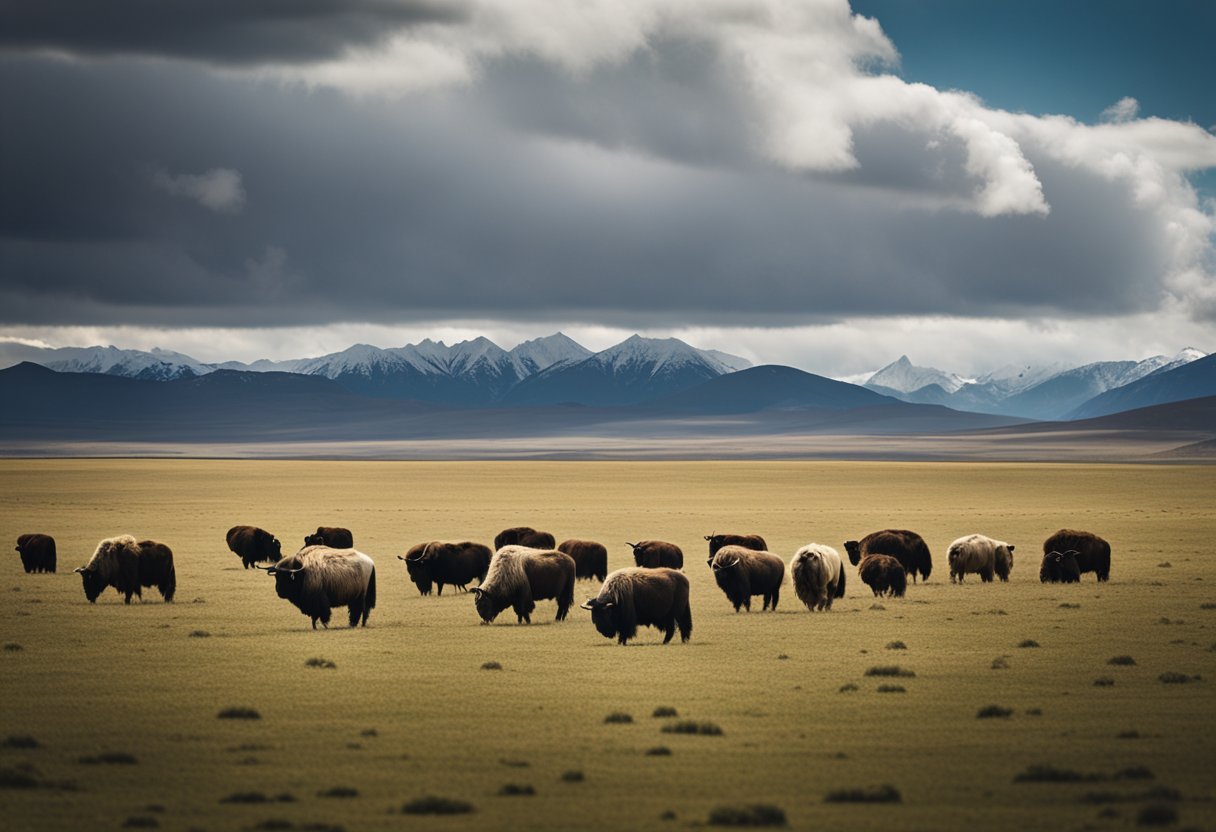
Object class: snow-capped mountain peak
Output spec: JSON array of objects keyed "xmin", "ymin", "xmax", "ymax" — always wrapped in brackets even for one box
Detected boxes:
[{"xmin": 866, "ymin": 355, "xmax": 969, "ymax": 394}]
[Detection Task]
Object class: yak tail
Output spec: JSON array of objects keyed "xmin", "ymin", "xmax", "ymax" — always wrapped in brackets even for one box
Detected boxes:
[
  {"xmin": 835, "ymin": 566, "xmax": 846, "ymax": 598},
  {"xmin": 366, "ymin": 566, "xmax": 377, "ymax": 612},
  {"xmin": 160, "ymin": 562, "xmax": 177, "ymax": 603}
]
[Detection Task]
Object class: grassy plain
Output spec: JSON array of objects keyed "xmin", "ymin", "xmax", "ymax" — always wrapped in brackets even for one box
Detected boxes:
[{"xmin": 1, "ymin": 459, "xmax": 1214, "ymax": 831}]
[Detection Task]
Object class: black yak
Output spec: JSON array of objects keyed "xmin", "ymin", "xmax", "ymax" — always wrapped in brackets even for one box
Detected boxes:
[
  {"xmin": 581, "ymin": 567, "xmax": 692, "ymax": 645},
  {"xmin": 626, "ymin": 540, "xmax": 684, "ymax": 570},
  {"xmin": 1043, "ymin": 529, "xmax": 1110, "ymax": 581},
  {"xmin": 845, "ymin": 529, "xmax": 932, "ymax": 583},
  {"xmin": 397, "ymin": 541, "xmax": 491, "ymax": 596},
  {"xmin": 260, "ymin": 546, "xmax": 376, "ymax": 629},
  {"xmin": 493, "ymin": 526, "xmax": 556, "ymax": 550},
  {"xmin": 857, "ymin": 554, "xmax": 906, "ymax": 598},
  {"xmin": 558, "ymin": 539, "xmax": 609, "ymax": 581},
  {"xmin": 947, "ymin": 534, "xmax": 1015, "ymax": 583},
  {"xmin": 704, "ymin": 532, "xmax": 768, "ymax": 559},
  {"xmin": 473, "ymin": 546, "xmax": 575, "ymax": 624},
  {"xmin": 226, "ymin": 525, "xmax": 281, "ymax": 570},
  {"xmin": 709, "ymin": 545, "xmax": 785, "ymax": 612},
  {"xmin": 1039, "ymin": 550, "xmax": 1082, "ymax": 583},
  {"xmin": 303, "ymin": 526, "xmax": 353, "ymax": 548},
  {"xmin": 74, "ymin": 535, "xmax": 176, "ymax": 604},
  {"xmin": 790, "ymin": 543, "xmax": 846, "ymax": 611},
  {"xmin": 15, "ymin": 533, "xmax": 56, "ymax": 573}
]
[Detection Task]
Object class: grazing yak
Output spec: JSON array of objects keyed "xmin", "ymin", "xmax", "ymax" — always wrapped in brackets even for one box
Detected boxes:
[
  {"xmin": 558, "ymin": 539, "xmax": 609, "ymax": 581},
  {"xmin": 947, "ymin": 534, "xmax": 1015, "ymax": 583},
  {"xmin": 709, "ymin": 545, "xmax": 785, "ymax": 612},
  {"xmin": 74, "ymin": 535, "xmax": 176, "ymax": 604},
  {"xmin": 493, "ymin": 526, "xmax": 556, "ymax": 550},
  {"xmin": 790, "ymin": 543, "xmax": 846, "ymax": 611},
  {"xmin": 581, "ymin": 567, "xmax": 692, "ymax": 645},
  {"xmin": 397, "ymin": 541, "xmax": 492, "ymax": 596},
  {"xmin": 260, "ymin": 546, "xmax": 376, "ymax": 629},
  {"xmin": 1039, "ymin": 549, "xmax": 1082, "ymax": 584},
  {"xmin": 627, "ymin": 540, "xmax": 684, "ymax": 570},
  {"xmin": 303, "ymin": 526, "xmax": 353, "ymax": 549},
  {"xmin": 704, "ymin": 533, "xmax": 768, "ymax": 559},
  {"xmin": 857, "ymin": 554, "xmax": 906, "ymax": 598},
  {"xmin": 226, "ymin": 525, "xmax": 281, "ymax": 570},
  {"xmin": 844, "ymin": 529, "xmax": 932, "ymax": 583},
  {"xmin": 473, "ymin": 546, "xmax": 576, "ymax": 624},
  {"xmin": 1043, "ymin": 529, "xmax": 1110, "ymax": 581},
  {"xmin": 15, "ymin": 533, "xmax": 56, "ymax": 573}
]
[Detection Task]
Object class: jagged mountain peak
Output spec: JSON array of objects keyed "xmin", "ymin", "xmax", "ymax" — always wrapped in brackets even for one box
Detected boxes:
[{"xmin": 867, "ymin": 355, "xmax": 969, "ymax": 394}]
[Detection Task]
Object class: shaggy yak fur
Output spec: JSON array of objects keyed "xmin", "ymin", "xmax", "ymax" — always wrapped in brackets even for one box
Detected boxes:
[
  {"xmin": 493, "ymin": 527, "xmax": 556, "ymax": 550},
  {"xmin": 627, "ymin": 540, "xmax": 684, "ymax": 570},
  {"xmin": 16, "ymin": 533, "xmax": 56, "ymax": 573},
  {"xmin": 581, "ymin": 567, "xmax": 692, "ymax": 645},
  {"xmin": 473, "ymin": 546, "xmax": 575, "ymax": 624},
  {"xmin": 557, "ymin": 539, "xmax": 609, "ymax": 581},
  {"xmin": 709, "ymin": 545, "xmax": 785, "ymax": 612},
  {"xmin": 1039, "ymin": 549, "xmax": 1082, "ymax": 584},
  {"xmin": 262, "ymin": 546, "xmax": 376, "ymax": 629},
  {"xmin": 303, "ymin": 526, "xmax": 354, "ymax": 549},
  {"xmin": 857, "ymin": 554, "xmax": 907, "ymax": 598},
  {"xmin": 704, "ymin": 533, "xmax": 768, "ymax": 560},
  {"xmin": 75, "ymin": 535, "xmax": 176, "ymax": 604},
  {"xmin": 398, "ymin": 541, "xmax": 491, "ymax": 596},
  {"xmin": 790, "ymin": 543, "xmax": 847, "ymax": 611},
  {"xmin": 1043, "ymin": 529, "xmax": 1110, "ymax": 581},
  {"xmin": 226, "ymin": 525, "xmax": 281, "ymax": 569},
  {"xmin": 947, "ymin": 534, "xmax": 1015, "ymax": 583},
  {"xmin": 844, "ymin": 529, "xmax": 933, "ymax": 583}
]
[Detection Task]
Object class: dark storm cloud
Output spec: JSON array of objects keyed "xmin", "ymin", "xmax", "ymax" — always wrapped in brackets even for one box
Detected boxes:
[
  {"xmin": 0, "ymin": 50, "xmax": 1195, "ymax": 329},
  {"xmin": 0, "ymin": 0, "xmax": 463, "ymax": 64}
]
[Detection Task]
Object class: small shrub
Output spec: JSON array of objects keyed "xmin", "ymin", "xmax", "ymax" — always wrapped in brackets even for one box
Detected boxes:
[
  {"xmin": 1157, "ymin": 562, "xmax": 1172, "ymax": 568},
  {"xmin": 188, "ymin": 630, "xmax": 210, "ymax": 638},
  {"xmin": 220, "ymin": 792, "xmax": 269, "ymax": 804},
  {"xmin": 1136, "ymin": 804, "xmax": 1178, "ymax": 826},
  {"xmin": 885, "ymin": 641, "xmax": 907, "ymax": 650},
  {"xmin": 838, "ymin": 683, "xmax": 859, "ymax": 693},
  {"xmin": 1108, "ymin": 655, "xmax": 1137, "ymax": 666},
  {"xmin": 603, "ymin": 712, "xmax": 633, "ymax": 724},
  {"xmin": 560, "ymin": 770, "xmax": 584, "ymax": 782},
  {"xmin": 1200, "ymin": 602, "xmax": 1216, "ymax": 610},
  {"xmin": 360, "ymin": 728, "xmax": 378, "ymax": 737},
  {"xmin": 1, "ymin": 736, "xmax": 39, "ymax": 749},
  {"xmin": 864, "ymin": 666, "xmax": 915, "ymax": 678},
  {"xmin": 707, "ymin": 804, "xmax": 788, "ymax": 826},
  {"xmin": 305, "ymin": 657, "xmax": 336, "ymax": 669},
  {"xmin": 0, "ymin": 767, "xmax": 39, "ymax": 789},
  {"xmin": 824, "ymin": 785, "xmax": 902, "ymax": 803},
  {"xmin": 3, "ymin": 644, "xmax": 23, "ymax": 652},
  {"xmin": 875, "ymin": 684, "xmax": 905, "ymax": 693},
  {"xmin": 645, "ymin": 746, "xmax": 672, "ymax": 756},
  {"xmin": 991, "ymin": 657, "xmax": 1010, "ymax": 670},
  {"xmin": 318, "ymin": 786, "xmax": 359, "ymax": 798},
  {"xmin": 1116, "ymin": 730, "xmax": 1141, "ymax": 739},
  {"xmin": 217, "ymin": 707, "xmax": 261, "ymax": 720},
  {"xmin": 1017, "ymin": 639, "xmax": 1040, "ymax": 648},
  {"xmin": 1115, "ymin": 766, "xmax": 1154, "ymax": 781},
  {"xmin": 1158, "ymin": 672, "xmax": 1199, "ymax": 684},
  {"xmin": 79, "ymin": 752, "xmax": 137, "ymax": 765},
  {"xmin": 1094, "ymin": 677, "xmax": 1115, "ymax": 687},
  {"xmin": 977, "ymin": 705, "xmax": 1013, "ymax": 719},
  {"xmin": 652, "ymin": 706, "xmax": 679, "ymax": 718},
  {"xmin": 121, "ymin": 818, "xmax": 158, "ymax": 829},
  {"xmin": 480, "ymin": 661, "xmax": 502, "ymax": 671},
  {"xmin": 1013, "ymin": 765, "xmax": 1086, "ymax": 783},
  {"xmin": 497, "ymin": 783, "xmax": 535, "ymax": 796},
  {"xmin": 662, "ymin": 721, "xmax": 723, "ymax": 736},
  {"xmin": 776, "ymin": 653, "xmax": 789, "ymax": 660},
  {"xmin": 660, "ymin": 810, "xmax": 677, "ymax": 821},
  {"xmin": 1059, "ymin": 602, "xmax": 1081, "ymax": 609},
  {"xmin": 250, "ymin": 822, "xmax": 293, "ymax": 832}
]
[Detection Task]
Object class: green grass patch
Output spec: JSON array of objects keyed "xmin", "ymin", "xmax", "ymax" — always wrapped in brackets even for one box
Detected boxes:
[
  {"xmin": 661, "ymin": 721, "xmax": 723, "ymax": 736},
  {"xmin": 864, "ymin": 666, "xmax": 915, "ymax": 678},
  {"xmin": 401, "ymin": 796, "xmax": 474, "ymax": 815},
  {"xmin": 706, "ymin": 804, "xmax": 788, "ymax": 826},
  {"xmin": 824, "ymin": 785, "xmax": 901, "ymax": 804}
]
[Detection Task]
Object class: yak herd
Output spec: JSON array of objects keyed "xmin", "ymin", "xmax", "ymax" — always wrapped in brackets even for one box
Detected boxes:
[{"xmin": 13, "ymin": 521, "xmax": 1112, "ymax": 644}]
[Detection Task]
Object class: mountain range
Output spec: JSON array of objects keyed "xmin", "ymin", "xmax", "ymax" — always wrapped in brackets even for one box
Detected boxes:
[{"xmin": 0, "ymin": 334, "xmax": 1211, "ymax": 422}]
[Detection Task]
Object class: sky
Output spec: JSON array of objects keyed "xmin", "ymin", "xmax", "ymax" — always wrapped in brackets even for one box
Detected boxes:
[{"xmin": 1, "ymin": 0, "xmax": 1214, "ymax": 377}]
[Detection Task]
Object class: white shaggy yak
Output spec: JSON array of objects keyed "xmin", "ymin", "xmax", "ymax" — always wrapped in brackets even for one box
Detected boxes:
[
  {"xmin": 472, "ymin": 545, "xmax": 575, "ymax": 624},
  {"xmin": 790, "ymin": 543, "xmax": 846, "ymax": 611},
  {"xmin": 947, "ymin": 534, "xmax": 1015, "ymax": 583}
]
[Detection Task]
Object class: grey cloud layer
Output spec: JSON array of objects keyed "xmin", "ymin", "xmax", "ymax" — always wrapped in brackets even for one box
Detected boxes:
[{"xmin": 1, "ymin": 1, "xmax": 1212, "ymax": 330}]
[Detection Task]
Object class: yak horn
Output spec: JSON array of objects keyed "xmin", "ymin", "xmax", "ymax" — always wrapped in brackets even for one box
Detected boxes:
[
  {"xmin": 704, "ymin": 531, "xmax": 715, "ymax": 540},
  {"xmin": 624, "ymin": 542, "xmax": 637, "ymax": 549},
  {"xmin": 73, "ymin": 566, "xmax": 84, "ymax": 573},
  {"xmin": 579, "ymin": 600, "xmax": 594, "ymax": 610},
  {"xmin": 397, "ymin": 555, "xmax": 407, "ymax": 561}
]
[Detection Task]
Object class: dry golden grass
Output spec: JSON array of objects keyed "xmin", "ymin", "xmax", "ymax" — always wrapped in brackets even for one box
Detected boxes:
[{"xmin": 1, "ymin": 460, "xmax": 1214, "ymax": 831}]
